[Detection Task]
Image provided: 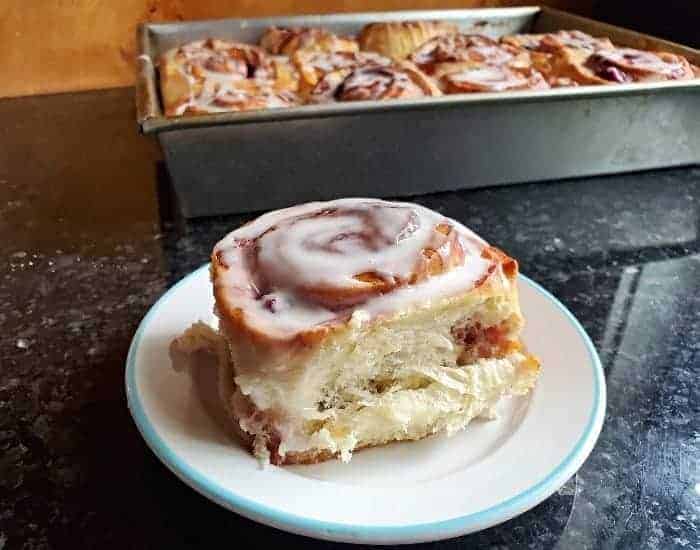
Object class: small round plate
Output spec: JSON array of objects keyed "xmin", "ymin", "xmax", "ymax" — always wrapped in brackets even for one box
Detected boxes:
[{"xmin": 126, "ymin": 264, "xmax": 605, "ymax": 545}]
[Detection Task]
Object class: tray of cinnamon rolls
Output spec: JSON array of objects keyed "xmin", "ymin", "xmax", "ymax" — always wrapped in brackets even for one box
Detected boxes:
[{"xmin": 136, "ymin": 7, "xmax": 700, "ymax": 217}]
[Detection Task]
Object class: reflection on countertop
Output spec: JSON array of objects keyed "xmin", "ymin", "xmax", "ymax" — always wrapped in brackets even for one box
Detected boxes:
[{"xmin": 1, "ymin": 88, "xmax": 699, "ymax": 550}]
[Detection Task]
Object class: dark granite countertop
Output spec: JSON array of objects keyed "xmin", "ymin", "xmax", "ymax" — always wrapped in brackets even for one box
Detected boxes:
[{"xmin": 1, "ymin": 88, "xmax": 698, "ymax": 550}]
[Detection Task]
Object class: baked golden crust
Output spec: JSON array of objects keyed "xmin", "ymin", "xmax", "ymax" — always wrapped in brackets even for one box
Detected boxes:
[
  {"xmin": 260, "ymin": 26, "xmax": 358, "ymax": 56},
  {"xmin": 159, "ymin": 53, "xmax": 195, "ymax": 117},
  {"xmin": 358, "ymin": 20, "xmax": 458, "ymax": 59},
  {"xmin": 269, "ymin": 55, "xmax": 300, "ymax": 92}
]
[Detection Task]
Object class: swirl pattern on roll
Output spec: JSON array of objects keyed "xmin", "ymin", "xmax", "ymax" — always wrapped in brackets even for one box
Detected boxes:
[
  {"xmin": 411, "ymin": 34, "xmax": 525, "ymax": 75},
  {"xmin": 163, "ymin": 39, "xmax": 301, "ymax": 115},
  {"xmin": 309, "ymin": 62, "xmax": 440, "ymax": 103},
  {"xmin": 584, "ymin": 48, "xmax": 694, "ymax": 82},
  {"xmin": 212, "ymin": 199, "xmax": 507, "ymax": 341},
  {"xmin": 178, "ymin": 39, "xmax": 272, "ymax": 81},
  {"xmin": 442, "ymin": 65, "xmax": 548, "ymax": 93}
]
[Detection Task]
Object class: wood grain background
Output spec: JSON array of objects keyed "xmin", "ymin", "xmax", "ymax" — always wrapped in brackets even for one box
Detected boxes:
[{"xmin": 0, "ymin": 1, "xmax": 592, "ymax": 98}]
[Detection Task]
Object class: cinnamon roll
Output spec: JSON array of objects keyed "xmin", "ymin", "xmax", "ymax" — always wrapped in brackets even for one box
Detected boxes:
[
  {"xmin": 409, "ymin": 33, "xmax": 549, "ymax": 93},
  {"xmin": 582, "ymin": 48, "xmax": 695, "ymax": 83},
  {"xmin": 502, "ymin": 30, "xmax": 618, "ymax": 87},
  {"xmin": 260, "ymin": 26, "xmax": 358, "ymax": 56},
  {"xmin": 291, "ymin": 50, "xmax": 391, "ymax": 99},
  {"xmin": 410, "ymin": 34, "xmax": 531, "ymax": 76},
  {"xmin": 441, "ymin": 65, "xmax": 549, "ymax": 93},
  {"xmin": 159, "ymin": 39, "xmax": 300, "ymax": 116},
  {"xmin": 171, "ymin": 198, "xmax": 540, "ymax": 465},
  {"xmin": 308, "ymin": 61, "xmax": 441, "ymax": 103},
  {"xmin": 359, "ymin": 20, "xmax": 458, "ymax": 59}
]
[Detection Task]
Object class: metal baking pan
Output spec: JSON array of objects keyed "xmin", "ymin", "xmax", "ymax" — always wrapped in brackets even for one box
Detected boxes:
[{"xmin": 136, "ymin": 7, "xmax": 700, "ymax": 217}]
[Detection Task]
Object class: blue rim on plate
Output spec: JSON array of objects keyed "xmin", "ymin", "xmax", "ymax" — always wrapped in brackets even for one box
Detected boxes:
[{"xmin": 125, "ymin": 263, "xmax": 606, "ymax": 544}]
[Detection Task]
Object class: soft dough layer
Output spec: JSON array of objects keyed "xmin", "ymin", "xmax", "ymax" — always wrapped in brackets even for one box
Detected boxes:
[
  {"xmin": 214, "ymin": 275, "xmax": 539, "ymax": 464},
  {"xmin": 172, "ymin": 288, "xmax": 538, "ymax": 464}
]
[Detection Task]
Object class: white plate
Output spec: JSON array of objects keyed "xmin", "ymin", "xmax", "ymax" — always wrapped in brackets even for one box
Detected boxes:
[{"xmin": 126, "ymin": 264, "xmax": 605, "ymax": 545}]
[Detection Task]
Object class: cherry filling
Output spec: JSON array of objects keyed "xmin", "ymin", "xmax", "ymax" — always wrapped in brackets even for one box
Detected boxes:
[
  {"xmin": 451, "ymin": 320, "xmax": 515, "ymax": 365},
  {"xmin": 584, "ymin": 54, "xmax": 632, "ymax": 83}
]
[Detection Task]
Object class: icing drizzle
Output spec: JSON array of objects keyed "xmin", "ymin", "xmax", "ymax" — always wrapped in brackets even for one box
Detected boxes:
[
  {"xmin": 213, "ymin": 198, "xmax": 495, "ymax": 340},
  {"xmin": 445, "ymin": 65, "xmax": 547, "ymax": 92},
  {"xmin": 170, "ymin": 39, "xmax": 298, "ymax": 115},
  {"xmin": 411, "ymin": 34, "xmax": 521, "ymax": 74}
]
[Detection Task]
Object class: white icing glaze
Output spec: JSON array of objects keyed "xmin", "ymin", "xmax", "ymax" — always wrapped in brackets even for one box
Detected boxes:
[
  {"xmin": 173, "ymin": 79, "xmax": 294, "ymax": 115},
  {"xmin": 447, "ymin": 66, "xmax": 528, "ymax": 91},
  {"xmin": 169, "ymin": 39, "xmax": 296, "ymax": 115},
  {"xmin": 178, "ymin": 40, "xmax": 251, "ymax": 81},
  {"xmin": 213, "ymin": 198, "xmax": 494, "ymax": 340},
  {"xmin": 411, "ymin": 34, "xmax": 514, "ymax": 68},
  {"xmin": 298, "ymin": 51, "xmax": 389, "ymax": 74}
]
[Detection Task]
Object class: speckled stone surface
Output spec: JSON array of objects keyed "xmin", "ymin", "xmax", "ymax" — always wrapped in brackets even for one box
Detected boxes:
[{"xmin": 1, "ymin": 88, "xmax": 699, "ymax": 550}]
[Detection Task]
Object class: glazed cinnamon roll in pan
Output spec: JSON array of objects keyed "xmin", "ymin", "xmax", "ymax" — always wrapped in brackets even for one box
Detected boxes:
[
  {"xmin": 581, "ymin": 48, "xmax": 695, "ymax": 83},
  {"xmin": 171, "ymin": 199, "xmax": 540, "ymax": 465},
  {"xmin": 410, "ymin": 34, "xmax": 530, "ymax": 75},
  {"xmin": 307, "ymin": 61, "xmax": 441, "ymax": 103},
  {"xmin": 440, "ymin": 65, "xmax": 548, "ymax": 93},
  {"xmin": 291, "ymin": 50, "xmax": 393, "ymax": 100},
  {"xmin": 159, "ymin": 39, "xmax": 300, "ymax": 116},
  {"xmin": 408, "ymin": 33, "xmax": 549, "ymax": 93},
  {"xmin": 500, "ymin": 30, "xmax": 694, "ymax": 86}
]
